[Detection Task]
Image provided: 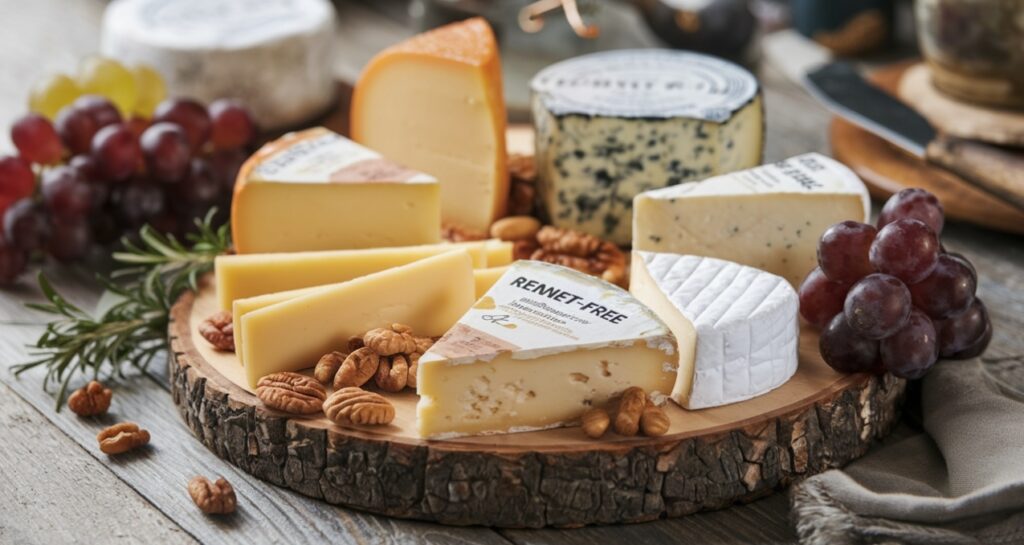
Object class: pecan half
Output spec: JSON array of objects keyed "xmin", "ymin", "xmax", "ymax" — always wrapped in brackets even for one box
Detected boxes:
[
  {"xmin": 323, "ymin": 387, "xmax": 395, "ymax": 426},
  {"xmin": 188, "ymin": 476, "xmax": 237, "ymax": 515},
  {"xmin": 640, "ymin": 405, "xmax": 670, "ymax": 437},
  {"xmin": 347, "ymin": 335, "xmax": 365, "ymax": 352},
  {"xmin": 68, "ymin": 380, "xmax": 112, "ymax": 416},
  {"xmin": 313, "ymin": 351, "xmax": 347, "ymax": 385},
  {"xmin": 255, "ymin": 372, "xmax": 326, "ymax": 415},
  {"xmin": 508, "ymin": 153, "xmax": 536, "ymax": 216},
  {"xmin": 407, "ymin": 353, "xmax": 420, "ymax": 390},
  {"xmin": 490, "ymin": 215, "xmax": 541, "ymax": 242},
  {"xmin": 97, "ymin": 422, "xmax": 150, "ymax": 454},
  {"xmin": 364, "ymin": 324, "xmax": 418, "ymax": 356},
  {"xmin": 199, "ymin": 311, "xmax": 234, "ymax": 351},
  {"xmin": 334, "ymin": 347, "xmax": 380, "ymax": 389},
  {"xmin": 613, "ymin": 387, "xmax": 647, "ymax": 436},
  {"xmin": 375, "ymin": 354, "xmax": 409, "ymax": 392},
  {"xmin": 441, "ymin": 223, "xmax": 489, "ymax": 242}
]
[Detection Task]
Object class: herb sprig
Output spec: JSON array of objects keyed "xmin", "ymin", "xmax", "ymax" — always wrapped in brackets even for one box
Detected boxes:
[{"xmin": 13, "ymin": 210, "xmax": 230, "ymax": 409}]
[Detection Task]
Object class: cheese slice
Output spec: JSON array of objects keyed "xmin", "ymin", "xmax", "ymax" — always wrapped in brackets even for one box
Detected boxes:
[
  {"xmin": 416, "ymin": 260, "xmax": 677, "ymax": 438},
  {"xmin": 630, "ymin": 252, "xmax": 799, "ymax": 410},
  {"xmin": 473, "ymin": 265, "xmax": 508, "ymax": 298},
  {"xmin": 231, "ymin": 127, "xmax": 441, "ymax": 254},
  {"xmin": 239, "ymin": 250, "xmax": 474, "ymax": 387},
  {"xmin": 633, "ymin": 153, "xmax": 870, "ymax": 287},
  {"xmin": 215, "ymin": 240, "xmax": 502, "ymax": 310},
  {"xmin": 483, "ymin": 239, "xmax": 513, "ymax": 267},
  {"xmin": 351, "ymin": 17, "xmax": 508, "ymax": 232}
]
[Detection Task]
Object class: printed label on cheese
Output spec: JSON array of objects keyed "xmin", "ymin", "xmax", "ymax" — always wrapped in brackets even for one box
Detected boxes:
[
  {"xmin": 250, "ymin": 128, "xmax": 434, "ymax": 184},
  {"xmin": 530, "ymin": 49, "xmax": 759, "ymax": 121},
  {"xmin": 424, "ymin": 260, "xmax": 676, "ymax": 366}
]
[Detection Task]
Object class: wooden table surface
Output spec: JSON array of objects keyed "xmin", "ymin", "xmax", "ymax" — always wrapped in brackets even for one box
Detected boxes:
[{"xmin": 1, "ymin": 1, "xmax": 1022, "ymax": 544}]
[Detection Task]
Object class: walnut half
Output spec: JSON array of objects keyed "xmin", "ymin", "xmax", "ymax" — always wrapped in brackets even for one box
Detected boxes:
[
  {"xmin": 188, "ymin": 476, "xmax": 237, "ymax": 515},
  {"xmin": 68, "ymin": 380, "xmax": 112, "ymax": 417},
  {"xmin": 97, "ymin": 422, "xmax": 150, "ymax": 455}
]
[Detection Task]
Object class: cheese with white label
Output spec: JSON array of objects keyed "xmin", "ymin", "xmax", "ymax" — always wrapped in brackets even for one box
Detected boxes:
[
  {"xmin": 633, "ymin": 153, "xmax": 871, "ymax": 287},
  {"xmin": 416, "ymin": 260, "xmax": 677, "ymax": 438},
  {"xmin": 101, "ymin": 0, "xmax": 336, "ymax": 130},
  {"xmin": 231, "ymin": 128, "xmax": 441, "ymax": 254},
  {"xmin": 239, "ymin": 250, "xmax": 474, "ymax": 387},
  {"xmin": 351, "ymin": 17, "xmax": 508, "ymax": 232},
  {"xmin": 530, "ymin": 49, "xmax": 764, "ymax": 245},
  {"xmin": 630, "ymin": 252, "xmax": 799, "ymax": 409}
]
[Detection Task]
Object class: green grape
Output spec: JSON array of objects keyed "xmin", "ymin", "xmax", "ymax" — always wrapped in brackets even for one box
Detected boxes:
[
  {"xmin": 77, "ymin": 57, "xmax": 138, "ymax": 117},
  {"xmin": 131, "ymin": 64, "xmax": 167, "ymax": 118},
  {"xmin": 29, "ymin": 73, "xmax": 82, "ymax": 119}
]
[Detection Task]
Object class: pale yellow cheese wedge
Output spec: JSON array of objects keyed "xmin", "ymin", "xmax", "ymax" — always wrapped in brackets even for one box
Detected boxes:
[
  {"xmin": 472, "ymin": 266, "xmax": 508, "ymax": 298},
  {"xmin": 239, "ymin": 250, "xmax": 475, "ymax": 388}
]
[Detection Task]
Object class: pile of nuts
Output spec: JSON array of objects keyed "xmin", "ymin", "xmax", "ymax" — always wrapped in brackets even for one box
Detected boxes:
[{"xmin": 580, "ymin": 387, "xmax": 670, "ymax": 440}]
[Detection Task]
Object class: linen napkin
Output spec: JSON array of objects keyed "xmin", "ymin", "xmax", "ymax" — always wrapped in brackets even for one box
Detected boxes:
[{"xmin": 791, "ymin": 357, "xmax": 1024, "ymax": 545}]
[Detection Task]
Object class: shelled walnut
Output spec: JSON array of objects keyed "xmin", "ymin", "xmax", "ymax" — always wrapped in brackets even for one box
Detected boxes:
[
  {"xmin": 489, "ymin": 218, "xmax": 628, "ymax": 287},
  {"xmin": 507, "ymin": 153, "xmax": 537, "ymax": 216},
  {"xmin": 97, "ymin": 422, "xmax": 150, "ymax": 454},
  {"xmin": 68, "ymin": 380, "xmax": 112, "ymax": 416},
  {"xmin": 256, "ymin": 372, "xmax": 326, "ymax": 414},
  {"xmin": 199, "ymin": 311, "xmax": 234, "ymax": 351},
  {"xmin": 188, "ymin": 476, "xmax": 237, "ymax": 515}
]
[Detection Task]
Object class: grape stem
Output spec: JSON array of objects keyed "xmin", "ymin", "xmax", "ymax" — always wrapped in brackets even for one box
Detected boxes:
[{"xmin": 13, "ymin": 209, "xmax": 231, "ymax": 410}]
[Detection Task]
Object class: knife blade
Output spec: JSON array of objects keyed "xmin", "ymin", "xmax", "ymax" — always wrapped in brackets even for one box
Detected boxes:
[{"xmin": 804, "ymin": 62, "xmax": 1024, "ymax": 214}]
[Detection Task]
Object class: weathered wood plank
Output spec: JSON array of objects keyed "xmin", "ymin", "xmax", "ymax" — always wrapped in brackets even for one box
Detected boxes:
[{"xmin": 0, "ymin": 381, "xmax": 195, "ymax": 545}]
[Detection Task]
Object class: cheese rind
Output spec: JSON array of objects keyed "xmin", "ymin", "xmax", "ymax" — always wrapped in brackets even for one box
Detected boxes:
[
  {"xmin": 630, "ymin": 252, "xmax": 799, "ymax": 409},
  {"xmin": 215, "ymin": 240, "xmax": 498, "ymax": 310},
  {"xmin": 633, "ymin": 153, "xmax": 871, "ymax": 287},
  {"xmin": 351, "ymin": 17, "xmax": 508, "ymax": 232},
  {"xmin": 231, "ymin": 127, "xmax": 441, "ymax": 254},
  {"xmin": 239, "ymin": 250, "xmax": 474, "ymax": 387},
  {"xmin": 416, "ymin": 260, "xmax": 677, "ymax": 438},
  {"xmin": 530, "ymin": 49, "xmax": 764, "ymax": 245}
]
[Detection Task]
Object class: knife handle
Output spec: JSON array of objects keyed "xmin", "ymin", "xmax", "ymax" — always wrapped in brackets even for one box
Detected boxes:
[{"xmin": 925, "ymin": 135, "xmax": 1024, "ymax": 213}]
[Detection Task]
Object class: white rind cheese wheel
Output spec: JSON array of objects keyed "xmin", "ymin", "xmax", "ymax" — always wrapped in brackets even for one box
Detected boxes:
[
  {"xmin": 530, "ymin": 49, "xmax": 764, "ymax": 246},
  {"xmin": 101, "ymin": 0, "xmax": 337, "ymax": 130}
]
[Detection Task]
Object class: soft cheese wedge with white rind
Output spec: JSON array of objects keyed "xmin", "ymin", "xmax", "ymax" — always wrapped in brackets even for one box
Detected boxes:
[
  {"xmin": 633, "ymin": 153, "xmax": 870, "ymax": 287},
  {"xmin": 232, "ymin": 127, "xmax": 441, "ymax": 254},
  {"xmin": 239, "ymin": 250, "xmax": 474, "ymax": 388},
  {"xmin": 416, "ymin": 260, "xmax": 677, "ymax": 439},
  {"xmin": 630, "ymin": 252, "xmax": 799, "ymax": 410}
]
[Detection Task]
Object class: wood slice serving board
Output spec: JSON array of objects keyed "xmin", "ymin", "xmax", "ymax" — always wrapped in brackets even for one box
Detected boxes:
[{"xmin": 169, "ymin": 277, "xmax": 905, "ymax": 528}]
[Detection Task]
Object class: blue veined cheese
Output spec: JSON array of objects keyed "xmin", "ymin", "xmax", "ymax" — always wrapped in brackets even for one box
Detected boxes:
[
  {"xmin": 530, "ymin": 49, "xmax": 764, "ymax": 245},
  {"xmin": 416, "ymin": 260, "xmax": 677, "ymax": 439},
  {"xmin": 633, "ymin": 153, "xmax": 871, "ymax": 287}
]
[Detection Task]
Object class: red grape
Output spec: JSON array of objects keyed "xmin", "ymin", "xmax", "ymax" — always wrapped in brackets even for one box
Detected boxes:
[
  {"xmin": 949, "ymin": 320, "xmax": 992, "ymax": 359},
  {"xmin": 880, "ymin": 309, "xmax": 938, "ymax": 379},
  {"xmin": 91, "ymin": 124, "xmax": 141, "ymax": 181},
  {"xmin": 844, "ymin": 273, "xmax": 911, "ymax": 339},
  {"xmin": 945, "ymin": 252, "xmax": 977, "ymax": 282},
  {"xmin": 55, "ymin": 106, "xmax": 99, "ymax": 155},
  {"xmin": 11, "ymin": 113, "xmax": 63, "ymax": 165},
  {"xmin": 41, "ymin": 166, "xmax": 92, "ymax": 219},
  {"xmin": 47, "ymin": 218, "xmax": 92, "ymax": 262},
  {"xmin": 209, "ymin": 99, "xmax": 256, "ymax": 151},
  {"xmin": 114, "ymin": 181, "xmax": 166, "ymax": 226},
  {"xmin": 173, "ymin": 158, "xmax": 220, "ymax": 206},
  {"xmin": 72, "ymin": 95, "xmax": 121, "ymax": 129},
  {"xmin": 818, "ymin": 221, "xmax": 876, "ymax": 284},
  {"xmin": 878, "ymin": 188, "xmax": 944, "ymax": 235},
  {"xmin": 820, "ymin": 313, "xmax": 880, "ymax": 373},
  {"xmin": 3, "ymin": 198, "xmax": 50, "ymax": 252},
  {"xmin": 91, "ymin": 213, "xmax": 120, "ymax": 245},
  {"xmin": 909, "ymin": 254, "xmax": 976, "ymax": 320},
  {"xmin": 869, "ymin": 218, "xmax": 939, "ymax": 284},
  {"xmin": 0, "ymin": 234, "xmax": 27, "ymax": 286},
  {"xmin": 0, "ymin": 155, "xmax": 35, "ymax": 200},
  {"xmin": 124, "ymin": 116, "xmax": 151, "ymax": 141},
  {"xmin": 936, "ymin": 299, "xmax": 989, "ymax": 358},
  {"xmin": 141, "ymin": 122, "xmax": 191, "ymax": 183},
  {"xmin": 153, "ymin": 98, "xmax": 210, "ymax": 151},
  {"xmin": 208, "ymin": 148, "xmax": 246, "ymax": 192},
  {"xmin": 798, "ymin": 267, "xmax": 849, "ymax": 328},
  {"xmin": 69, "ymin": 154, "xmax": 101, "ymax": 182}
]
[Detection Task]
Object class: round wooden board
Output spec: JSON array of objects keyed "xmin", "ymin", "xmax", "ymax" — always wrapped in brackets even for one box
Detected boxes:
[
  {"xmin": 830, "ymin": 63, "xmax": 1024, "ymax": 236},
  {"xmin": 169, "ymin": 277, "xmax": 906, "ymax": 528}
]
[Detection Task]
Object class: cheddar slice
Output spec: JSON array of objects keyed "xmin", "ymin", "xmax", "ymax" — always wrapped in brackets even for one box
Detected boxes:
[
  {"xmin": 231, "ymin": 127, "xmax": 441, "ymax": 254},
  {"xmin": 215, "ymin": 240, "xmax": 500, "ymax": 310},
  {"xmin": 239, "ymin": 250, "xmax": 475, "ymax": 388},
  {"xmin": 351, "ymin": 17, "xmax": 509, "ymax": 232},
  {"xmin": 472, "ymin": 266, "xmax": 508, "ymax": 298}
]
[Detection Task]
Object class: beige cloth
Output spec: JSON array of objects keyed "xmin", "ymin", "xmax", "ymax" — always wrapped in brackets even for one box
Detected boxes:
[{"xmin": 791, "ymin": 358, "xmax": 1024, "ymax": 544}]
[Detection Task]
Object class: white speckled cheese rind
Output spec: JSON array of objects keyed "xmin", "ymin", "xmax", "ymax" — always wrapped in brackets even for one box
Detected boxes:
[{"xmin": 632, "ymin": 252, "xmax": 799, "ymax": 410}]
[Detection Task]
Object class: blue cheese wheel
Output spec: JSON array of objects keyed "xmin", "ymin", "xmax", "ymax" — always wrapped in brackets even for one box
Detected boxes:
[
  {"xmin": 530, "ymin": 49, "xmax": 764, "ymax": 245},
  {"xmin": 101, "ymin": 0, "xmax": 337, "ymax": 131}
]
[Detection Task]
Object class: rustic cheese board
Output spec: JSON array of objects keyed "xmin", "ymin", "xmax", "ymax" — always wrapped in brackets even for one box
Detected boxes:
[{"xmin": 169, "ymin": 275, "xmax": 905, "ymax": 527}]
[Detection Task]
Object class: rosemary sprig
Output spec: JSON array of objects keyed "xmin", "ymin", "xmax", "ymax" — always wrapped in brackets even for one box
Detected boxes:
[{"xmin": 13, "ymin": 209, "xmax": 231, "ymax": 409}]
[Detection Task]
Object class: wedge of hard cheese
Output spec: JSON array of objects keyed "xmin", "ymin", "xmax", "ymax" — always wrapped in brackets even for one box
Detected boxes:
[
  {"xmin": 632, "ymin": 153, "xmax": 870, "ymax": 286},
  {"xmin": 239, "ymin": 250, "xmax": 474, "ymax": 388},
  {"xmin": 215, "ymin": 240, "xmax": 510, "ymax": 310},
  {"xmin": 232, "ymin": 127, "xmax": 441, "ymax": 254},
  {"xmin": 416, "ymin": 260, "xmax": 677, "ymax": 439},
  {"xmin": 351, "ymin": 17, "xmax": 508, "ymax": 232},
  {"xmin": 472, "ymin": 265, "xmax": 508, "ymax": 298},
  {"xmin": 630, "ymin": 252, "xmax": 799, "ymax": 410}
]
